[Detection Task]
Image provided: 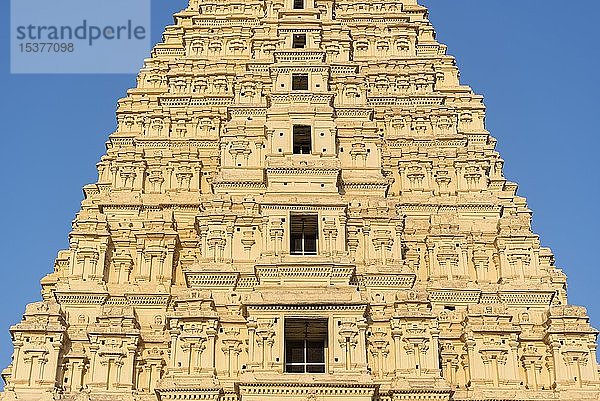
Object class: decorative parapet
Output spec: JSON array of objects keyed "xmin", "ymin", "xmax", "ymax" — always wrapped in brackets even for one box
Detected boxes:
[{"xmin": 255, "ymin": 262, "xmax": 355, "ymax": 286}]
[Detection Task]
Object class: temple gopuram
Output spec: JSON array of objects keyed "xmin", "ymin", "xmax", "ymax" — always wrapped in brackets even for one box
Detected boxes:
[{"xmin": 2, "ymin": 1, "xmax": 599, "ymax": 401}]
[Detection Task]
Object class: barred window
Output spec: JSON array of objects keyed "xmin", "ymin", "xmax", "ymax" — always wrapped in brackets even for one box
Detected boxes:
[
  {"xmin": 292, "ymin": 125, "xmax": 312, "ymax": 154},
  {"xmin": 292, "ymin": 73, "xmax": 309, "ymax": 90},
  {"xmin": 293, "ymin": 34, "xmax": 306, "ymax": 49},
  {"xmin": 290, "ymin": 214, "xmax": 318, "ymax": 255},
  {"xmin": 285, "ymin": 318, "xmax": 327, "ymax": 373}
]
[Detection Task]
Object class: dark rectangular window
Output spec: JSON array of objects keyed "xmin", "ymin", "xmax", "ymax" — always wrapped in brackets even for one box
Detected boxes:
[
  {"xmin": 293, "ymin": 125, "xmax": 311, "ymax": 154},
  {"xmin": 292, "ymin": 73, "xmax": 309, "ymax": 91},
  {"xmin": 293, "ymin": 0, "xmax": 305, "ymax": 9},
  {"xmin": 290, "ymin": 214, "xmax": 318, "ymax": 255},
  {"xmin": 285, "ymin": 319, "xmax": 327, "ymax": 373},
  {"xmin": 293, "ymin": 34, "xmax": 307, "ymax": 49}
]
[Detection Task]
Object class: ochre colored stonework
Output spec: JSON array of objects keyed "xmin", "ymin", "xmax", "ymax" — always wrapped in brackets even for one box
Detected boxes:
[{"xmin": 2, "ymin": 1, "xmax": 599, "ymax": 400}]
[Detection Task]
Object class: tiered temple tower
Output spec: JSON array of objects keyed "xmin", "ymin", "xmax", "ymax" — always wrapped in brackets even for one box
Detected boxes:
[{"xmin": 2, "ymin": 1, "xmax": 599, "ymax": 400}]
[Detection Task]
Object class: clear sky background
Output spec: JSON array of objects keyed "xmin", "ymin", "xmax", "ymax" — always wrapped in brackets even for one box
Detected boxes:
[{"xmin": 0, "ymin": 0, "xmax": 598, "ymax": 377}]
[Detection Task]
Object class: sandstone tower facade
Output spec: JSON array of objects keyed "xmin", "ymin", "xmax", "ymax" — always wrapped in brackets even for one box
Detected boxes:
[{"xmin": 2, "ymin": 1, "xmax": 599, "ymax": 400}]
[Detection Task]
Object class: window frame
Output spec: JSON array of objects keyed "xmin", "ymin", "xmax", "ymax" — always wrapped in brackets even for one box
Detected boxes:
[
  {"xmin": 293, "ymin": 0, "xmax": 305, "ymax": 10},
  {"xmin": 292, "ymin": 73, "xmax": 309, "ymax": 91},
  {"xmin": 290, "ymin": 214, "xmax": 318, "ymax": 256},
  {"xmin": 292, "ymin": 125, "xmax": 312, "ymax": 155},
  {"xmin": 284, "ymin": 318, "xmax": 327, "ymax": 374},
  {"xmin": 293, "ymin": 34, "xmax": 307, "ymax": 49}
]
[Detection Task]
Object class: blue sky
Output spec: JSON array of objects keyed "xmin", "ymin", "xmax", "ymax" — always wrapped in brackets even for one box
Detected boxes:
[{"xmin": 0, "ymin": 0, "xmax": 598, "ymax": 375}]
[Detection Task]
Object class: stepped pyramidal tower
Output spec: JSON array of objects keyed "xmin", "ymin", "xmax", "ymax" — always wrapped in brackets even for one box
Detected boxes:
[{"xmin": 2, "ymin": 1, "xmax": 599, "ymax": 401}]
